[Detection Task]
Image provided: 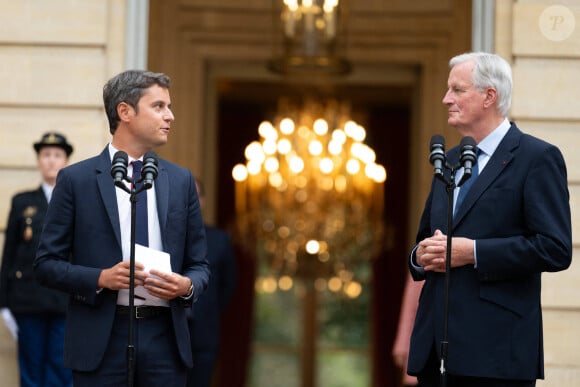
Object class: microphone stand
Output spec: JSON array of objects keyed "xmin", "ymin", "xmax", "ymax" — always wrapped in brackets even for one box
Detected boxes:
[
  {"xmin": 434, "ymin": 167, "xmax": 457, "ymax": 387},
  {"xmin": 115, "ymin": 178, "xmax": 148, "ymax": 387},
  {"xmin": 429, "ymin": 136, "xmax": 477, "ymax": 387}
]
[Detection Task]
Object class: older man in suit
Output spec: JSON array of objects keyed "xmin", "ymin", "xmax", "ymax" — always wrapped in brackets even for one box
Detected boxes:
[
  {"xmin": 34, "ymin": 70, "xmax": 210, "ymax": 387},
  {"xmin": 407, "ymin": 52, "xmax": 572, "ymax": 386}
]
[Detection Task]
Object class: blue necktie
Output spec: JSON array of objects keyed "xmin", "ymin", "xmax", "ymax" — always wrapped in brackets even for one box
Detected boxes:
[
  {"xmin": 132, "ymin": 161, "xmax": 149, "ymax": 246},
  {"xmin": 454, "ymin": 150, "xmax": 480, "ymax": 217}
]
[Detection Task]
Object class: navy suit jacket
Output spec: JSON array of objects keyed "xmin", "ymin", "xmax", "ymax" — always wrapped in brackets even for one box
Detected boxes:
[
  {"xmin": 408, "ymin": 124, "xmax": 572, "ymax": 380},
  {"xmin": 34, "ymin": 147, "xmax": 210, "ymax": 371}
]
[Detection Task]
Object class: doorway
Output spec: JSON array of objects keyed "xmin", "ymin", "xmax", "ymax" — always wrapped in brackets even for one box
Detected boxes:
[{"xmin": 214, "ymin": 79, "xmax": 412, "ymax": 387}]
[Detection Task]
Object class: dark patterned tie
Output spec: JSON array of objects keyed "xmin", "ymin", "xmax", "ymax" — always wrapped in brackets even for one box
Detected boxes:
[
  {"xmin": 132, "ymin": 160, "xmax": 149, "ymax": 246},
  {"xmin": 454, "ymin": 150, "xmax": 480, "ymax": 217}
]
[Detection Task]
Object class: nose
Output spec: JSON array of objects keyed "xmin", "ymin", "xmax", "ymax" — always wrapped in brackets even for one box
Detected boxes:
[
  {"xmin": 442, "ymin": 89, "xmax": 452, "ymax": 105},
  {"xmin": 164, "ymin": 107, "xmax": 175, "ymax": 122}
]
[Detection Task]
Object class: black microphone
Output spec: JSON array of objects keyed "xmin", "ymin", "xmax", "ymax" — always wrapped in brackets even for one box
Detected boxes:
[
  {"xmin": 429, "ymin": 135, "xmax": 446, "ymax": 179},
  {"xmin": 458, "ymin": 136, "xmax": 478, "ymax": 187},
  {"xmin": 111, "ymin": 151, "xmax": 129, "ymax": 189},
  {"xmin": 139, "ymin": 151, "xmax": 159, "ymax": 190}
]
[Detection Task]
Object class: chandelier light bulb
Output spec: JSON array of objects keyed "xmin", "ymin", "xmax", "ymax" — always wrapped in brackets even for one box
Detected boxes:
[
  {"xmin": 263, "ymin": 139, "xmax": 277, "ymax": 155},
  {"xmin": 232, "ymin": 163, "xmax": 248, "ymax": 182},
  {"xmin": 327, "ymin": 139, "xmax": 342, "ymax": 155},
  {"xmin": 279, "ymin": 117, "xmax": 295, "ymax": 135},
  {"xmin": 289, "ymin": 156, "xmax": 305, "ymax": 173},
  {"xmin": 277, "ymin": 138, "xmax": 292, "ymax": 154},
  {"xmin": 264, "ymin": 156, "xmax": 280, "ymax": 172},
  {"xmin": 283, "ymin": 0, "xmax": 299, "ymax": 11},
  {"xmin": 305, "ymin": 240, "xmax": 320, "ymax": 254},
  {"xmin": 313, "ymin": 118, "xmax": 329, "ymax": 135},
  {"xmin": 346, "ymin": 158, "xmax": 360, "ymax": 174},
  {"xmin": 247, "ymin": 160, "xmax": 262, "ymax": 175},
  {"xmin": 258, "ymin": 121, "xmax": 277, "ymax": 140},
  {"xmin": 319, "ymin": 157, "xmax": 334, "ymax": 174},
  {"xmin": 245, "ymin": 141, "xmax": 265, "ymax": 162},
  {"xmin": 308, "ymin": 139, "xmax": 323, "ymax": 156},
  {"xmin": 332, "ymin": 129, "xmax": 347, "ymax": 143}
]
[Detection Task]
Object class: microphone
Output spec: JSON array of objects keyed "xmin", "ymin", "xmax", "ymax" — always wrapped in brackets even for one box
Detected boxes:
[
  {"xmin": 139, "ymin": 151, "xmax": 159, "ymax": 190},
  {"xmin": 111, "ymin": 151, "xmax": 129, "ymax": 189},
  {"xmin": 429, "ymin": 135, "xmax": 446, "ymax": 179},
  {"xmin": 458, "ymin": 136, "xmax": 478, "ymax": 187}
]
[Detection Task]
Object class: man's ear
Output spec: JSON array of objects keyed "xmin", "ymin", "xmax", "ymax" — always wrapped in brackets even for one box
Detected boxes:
[
  {"xmin": 483, "ymin": 87, "xmax": 498, "ymax": 109},
  {"xmin": 117, "ymin": 102, "xmax": 134, "ymax": 122}
]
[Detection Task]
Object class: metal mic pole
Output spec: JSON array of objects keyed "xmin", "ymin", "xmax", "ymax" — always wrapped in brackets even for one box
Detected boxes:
[
  {"xmin": 127, "ymin": 187, "xmax": 137, "ymax": 387},
  {"xmin": 431, "ymin": 137, "xmax": 476, "ymax": 386},
  {"xmin": 110, "ymin": 151, "xmax": 140, "ymax": 387},
  {"xmin": 439, "ymin": 169, "xmax": 456, "ymax": 387},
  {"xmin": 127, "ymin": 155, "xmax": 157, "ymax": 387}
]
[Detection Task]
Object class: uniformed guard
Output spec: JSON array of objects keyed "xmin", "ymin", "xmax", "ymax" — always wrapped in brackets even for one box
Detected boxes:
[{"xmin": 0, "ymin": 132, "xmax": 74, "ymax": 387}]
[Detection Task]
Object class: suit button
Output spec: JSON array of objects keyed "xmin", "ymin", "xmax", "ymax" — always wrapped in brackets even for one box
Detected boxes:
[{"xmin": 15, "ymin": 271, "xmax": 22, "ymax": 279}]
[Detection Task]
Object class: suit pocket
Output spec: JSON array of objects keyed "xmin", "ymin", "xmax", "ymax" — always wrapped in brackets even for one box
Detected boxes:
[{"xmin": 479, "ymin": 276, "xmax": 539, "ymax": 318}]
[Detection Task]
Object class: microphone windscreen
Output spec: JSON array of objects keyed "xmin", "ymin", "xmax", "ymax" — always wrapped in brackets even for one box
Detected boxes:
[
  {"xmin": 111, "ymin": 151, "xmax": 128, "ymax": 176},
  {"xmin": 430, "ymin": 134, "xmax": 445, "ymax": 148},
  {"xmin": 143, "ymin": 151, "xmax": 157, "ymax": 162},
  {"xmin": 113, "ymin": 150, "xmax": 128, "ymax": 162},
  {"xmin": 460, "ymin": 136, "xmax": 476, "ymax": 148}
]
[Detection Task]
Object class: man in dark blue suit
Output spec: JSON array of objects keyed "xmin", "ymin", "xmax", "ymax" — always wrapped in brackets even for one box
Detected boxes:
[
  {"xmin": 407, "ymin": 52, "xmax": 572, "ymax": 386},
  {"xmin": 187, "ymin": 178, "xmax": 236, "ymax": 387},
  {"xmin": 34, "ymin": 70, "xmax": 210, "ymax": 387}
]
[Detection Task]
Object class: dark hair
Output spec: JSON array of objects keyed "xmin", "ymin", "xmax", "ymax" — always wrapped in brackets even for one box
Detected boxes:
[{"xmin": 103, "ymin": 70, "xmax": 171, "ymax": 134}]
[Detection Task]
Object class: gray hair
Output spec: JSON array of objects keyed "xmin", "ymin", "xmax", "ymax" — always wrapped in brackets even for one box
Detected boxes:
[
  {"xmin": 103, "ymin": 70, "xmax": 171, "ymax": 134},
  {"xmin": 449, "ymin": 52, "xmax": 512, "ymax": 117}
]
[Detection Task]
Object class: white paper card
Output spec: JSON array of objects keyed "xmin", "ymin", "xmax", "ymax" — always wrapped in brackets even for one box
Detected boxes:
[{"xmin": 135, "ymin": 244, "xmax": 172, "ymax": 276}]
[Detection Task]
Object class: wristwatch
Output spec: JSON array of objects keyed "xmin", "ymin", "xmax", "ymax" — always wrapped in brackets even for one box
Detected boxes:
[{"xmin": 183, "ymin": 280, "xmax": 194, "ymax": 299}]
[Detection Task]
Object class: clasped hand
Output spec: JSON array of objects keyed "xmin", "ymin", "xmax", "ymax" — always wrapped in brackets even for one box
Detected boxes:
[
  {"xmin": 98, "ymin": 261, "xmax": 191, "ymax": 299},
  {"xmin": 416, "ymin": 229, "xmax": 475, "ymax": 272}
]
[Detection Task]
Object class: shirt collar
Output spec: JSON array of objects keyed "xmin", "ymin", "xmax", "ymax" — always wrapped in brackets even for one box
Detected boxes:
[
  {"xmin": 108, "ymin": 143, "xmax": 142, "ymax": 163},
  {"xmin": 476, "ymin": 118, "xmax": 510, "ymax": 157},
  {"xmin": 41, "ymin": 182, "xmax": 54, "ymax": 202}
]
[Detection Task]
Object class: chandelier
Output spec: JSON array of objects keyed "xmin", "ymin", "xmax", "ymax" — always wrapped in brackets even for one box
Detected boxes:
[
  {"xmin": 269, "ymin": 0, "xmax": 350, "ymax": 75},
  {"xmin": 232, "ymin": 99, "xmax": 386, "ymax": 298}
]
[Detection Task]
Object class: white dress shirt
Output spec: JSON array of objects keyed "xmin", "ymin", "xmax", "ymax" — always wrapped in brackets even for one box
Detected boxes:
[{"xmin": 108, "ymin": 144, "xmax": 168, "ymax": 307}]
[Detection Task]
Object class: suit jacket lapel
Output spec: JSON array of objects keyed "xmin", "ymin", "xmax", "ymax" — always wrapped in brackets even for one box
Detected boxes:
[
  {"xmin": 154, "ymin": 161, "xmax": 169, "ymax": 238},
  {"xmin": 34, "ymin": 186, "xmax": 48, "ymax": 209},
  {"xmin": 95, "ymin": 147, "xmax": 123, "ymax": 249},
  {"xmin": 453, "ymin": 124, "xmax": 521, "ymax": 227}
]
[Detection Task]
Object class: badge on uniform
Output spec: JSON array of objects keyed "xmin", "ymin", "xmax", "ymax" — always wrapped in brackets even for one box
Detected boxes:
[{"xmin": 22, "ymin": 206, "xmax": 37, "ymax": 241}]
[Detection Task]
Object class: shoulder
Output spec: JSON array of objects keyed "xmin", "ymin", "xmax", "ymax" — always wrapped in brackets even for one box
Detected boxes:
[
  {"xmin": 157, "ymin": 158, "xmax": 195, "ymax": 189},
  {"xmin": 54, "ymin": 152, "xmax": 109, "ymax": 185},
  {"xmin": 158, "ymin": 158, "xmax": 191, "ymax": 176},
  {"xmin": 12, "ymin": 188, "xmax": 40, "ymax": 200},
  {"xmin": 63, "ymin": 154, "xmax": 104, "ymax": 173},
  {"xmin": 511, "ymin": 125, "xmax": 563, "ymax": 160},
  {"xmin": 10, "ymin": 189, "xmax": 42, "ymax": 205},
  {"xmin": 508, "ymin": 122, "xmax": 552, "ymax": 149}
]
